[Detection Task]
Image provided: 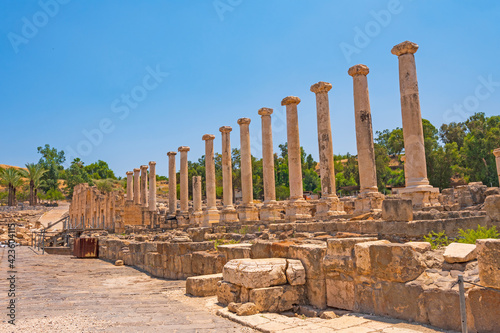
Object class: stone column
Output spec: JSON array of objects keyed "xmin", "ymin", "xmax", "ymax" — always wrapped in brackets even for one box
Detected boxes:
[
  {"xmin": 237, "ymin": 118, "xmax": 259, "ymax": 221},
  {"xmin": 348, "ymin": 65, "xmax": 385, "ymax": 214},
  {"xmin": 148, "ymin": 161, "xmax": 157, "ymax": 212},
  {"xmin": 140, "ymin": 165, "xmax": 148, "ymax": 209},
  {"xmin": 258, "ymin": 108, "xmax": 282, "ymax": 221},
  {"xmin": 392, "ymin": 41, "xmax": 439, "ymax": 208},
  {"xmin": 190, "ymin": 176, "xmax": 203, "ymax": 225},
  {"xmin": 202, "ymin": 134, "xmax": 220, "ymax": 225},
  {"xmin": 167, "ymin": 152, "xmax": 177, "ymax": 216},
  {"xmin": 126, "ymin": 171, "xmax": 133, "ymax": 201},
  {"xmin": 310, "ymin": 82, "xmax": 344, "ymax": 217},
  {"xmin": 494, "ymin": 148, "xmax": 500, "ymax": 186},
  {"xmin": 133, "ymin": 168, "xmax": 140, "ymax": 205},
  {"xmin": 219, "ymin": 126, "xmax": 239, "ymax": 223},
  {"xmin": 178, "ymin": 146, "xmax": 190, "ymax": 216},
  {"xmin": 281, "ymin": 96, "xmax": 311, "ymax": 221}
]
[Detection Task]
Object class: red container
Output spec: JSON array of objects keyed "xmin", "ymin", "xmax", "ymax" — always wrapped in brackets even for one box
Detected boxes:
[{"xmin": 73, "ymin": 238, "xmax": 99, "ymax": 258}]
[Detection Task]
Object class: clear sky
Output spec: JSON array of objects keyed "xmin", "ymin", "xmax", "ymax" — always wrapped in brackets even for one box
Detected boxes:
[{"xmin": 1, "ymin": 0, "xmax": 500, "ymax": 177}]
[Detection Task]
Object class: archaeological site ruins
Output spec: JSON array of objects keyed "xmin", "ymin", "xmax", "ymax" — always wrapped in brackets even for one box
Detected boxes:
[{"xmin": 46, "ymin": 41, "xmax": 500, "ymax": 332}]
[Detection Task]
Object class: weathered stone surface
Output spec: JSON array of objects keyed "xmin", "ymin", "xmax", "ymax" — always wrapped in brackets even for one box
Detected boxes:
[
  {"xmin": 467, "ymin": 288, "xmax": 500, "ymax": 333},
  {"xmin": 320, "ymin": 311, "xmax": 338, "ymax": 319},
  {"xmin": 285, "ymin": 259, "xmax": 306, "ymax": 285},
  {"xmin": 476, "ymin": 238, "xmax": 500, "ymax": 289},
  {"xmin": 382, "ymin": 199, "xmax": 413, "ymax": 222},
  {"xmin": 326, "ymin": 277, "xmax": 355, "ymax": 310},
  {"xmin": 406, "ymin": 241, "xmax": 432, "ymax": 253},
  {"xmin": 326, "ymin": 237, "xmax": 378, "ymax": 256},
  {"xmin": 424, "ymin": 289, "xmax": 461, "ymax": 331},
  {"xmin": 288, "ymin": 243, "xmax": 327, "ymax": 279},
  {"xmin": 114, "ymin": 260, "xmax": 124, "ymax": 266},
  {"xmin": 216, "ymin": 281, "xmax": 241, "ymax": 305},
  {"xmin": 218, "ymin": 243, "xmax": 252, "ymax": 261},
  {"xmin": 355, "ymin": 242, "xmax": 424, "ymax": 282},
  {"xmin": 484, "ymin": 195, "xmax": 500, "ymax": 221},
  {"xmin": 305, "ymin": 278, "xmax": 327, "ymax": 309},
  {"xmin": 248, "ymin": 285, "xmax": 306, "ymax": 313},
  {"xmin": 443, "ymin": 243, "xmax": 477, "ymax": 263},
  {"xmin": 223, "ymin": 258, "xmax": 287, "ymax": 289},
  {"xmin": 186, "ymin": 273, "xmax": 223, "ymax": 297},
  {"xmin": 236, "ymin": 302, "xmax": 260, "ymax": 316}
]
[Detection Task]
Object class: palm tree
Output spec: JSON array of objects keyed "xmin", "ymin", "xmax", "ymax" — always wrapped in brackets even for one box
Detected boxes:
[
  {"xmin": 0, "ymin": 168, "xmax": 23, "ymax": 206},
  {"xmin": 19, "ymin": 163, "xmax": 47, "ymax": 206}
]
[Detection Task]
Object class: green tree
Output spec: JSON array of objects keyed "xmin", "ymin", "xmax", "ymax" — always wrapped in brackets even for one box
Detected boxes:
[
  {"xmin": 19, "ymin": 163, "xmax": 47, "ymax": 206},
  {"xmin": 37, "ymin": 144, "xmax": 65, "ymax": 191},
  {"xmin": 65, "ymin": 158, "xmax": 93, "ymax": 197},
  {"xmin": 439, "ymin": 122, "xmax": 467, "ymax": 149},
  {"xmin": 0, "ymin": 168, "xmax": 23, "ymax": 206},
  {"xmin": 84, "ymin": 160, "xmax": 116, "ymax": 179}
]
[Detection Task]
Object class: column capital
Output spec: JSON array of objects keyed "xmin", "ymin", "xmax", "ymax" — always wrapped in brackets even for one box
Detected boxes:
[
  {"xmin": 140, "ymin": 165, "xmax": 148, "ymax": 170},
  {"xmin": 219, "ymin": 126, "xmax": 232, "ymax": 133},
  {"xmin": 148, "ymin": 161, "xmax": 156, "ymax": 166},
  {"xmin": 281, "ymin": 96, "xmax": 301, "ymax": 106},
  {"xmin": 237, "ymin": 117, "xmax": 251, "ymax": 125},
  {"xmin": 258, "ymin": 107, "xmax": 273, "ymax": 116},
  {"xmin": 202, "ymin": 134, "xmax": 215, "ymax": 141},
  {"xmin": 167, "ymin": 151, "xmax": 177, "ymax": 157},
  {"xmin": 310, "ymin": 81, "xmax": 332, "ymax": 94},
  {"xmin": 126, "ymin": 171, "xmax": 133, "ymax": 175},
  {"xmin": 348, "ymin": 64, "xmax": 369, "ymax": 77},
  {"xmin": 391, "ymin": 41, "xmax": 419, "ymax": 56},
  {"xmin": 493, "ymin": 148, "xmax": 500, "ymax": 157},
  {"xmin": 178, "ymin": 146, "xmax": 190, "ymax": 152},
  {"xmin": 133, "ymin": 168, "xmax": 140, "ymax": 173}
]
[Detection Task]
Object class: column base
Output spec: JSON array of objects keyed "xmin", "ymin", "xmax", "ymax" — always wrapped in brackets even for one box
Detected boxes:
[
  {"xmin": 315, "ymin": 196, "xmax": 345, "ymax": 218},
  {"xmin": 203, "ymin": 208, "xmax": 220, "ymax": 226},
  {"xmin": 237, "ymin": 205, "xmax": 259, "ymax": 222},
  {"xmin": 285, "ymin": 200, "xmax": 312, "ymax": 222},
  {"xmin": 397, "ymin": 185, "xmax": 440, "ymax": 209},
  {"xmin": 260, "ymin": 203, "xmax": 283, "ymax": 222},
  {"xmin": 189, "ymin": 211, "xmax": 204, "ymax": 226},
  {"xmin": 354, "ymin": 191, "xmax": 385, "ymax": 216},
  {"xmin": 220, "ymin": 207, "xmax": 239, "ymax": 223},
  {"xmin": 176, "ymin": 212, "xmax": 190, "ymax": 227}
]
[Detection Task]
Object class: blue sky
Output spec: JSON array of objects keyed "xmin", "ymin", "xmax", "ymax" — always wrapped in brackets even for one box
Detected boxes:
[{"xmin": 1, "ymin": 0, "xmax": 500, "ymax": 177}]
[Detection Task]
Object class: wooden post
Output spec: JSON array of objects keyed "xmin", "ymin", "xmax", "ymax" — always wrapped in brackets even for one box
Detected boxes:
[{"xmin": 458, "ymin": 274, "xmax": 468, "ymax": 333}]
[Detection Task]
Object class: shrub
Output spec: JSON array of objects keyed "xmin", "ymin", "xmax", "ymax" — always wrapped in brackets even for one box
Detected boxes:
[
  {"xmin": 424, "ymin": 230, "xmax": 451, "ymax": 249},
  {"xmin": 457, "ymin": 225, "xmax": 499, "ymax": 244}
]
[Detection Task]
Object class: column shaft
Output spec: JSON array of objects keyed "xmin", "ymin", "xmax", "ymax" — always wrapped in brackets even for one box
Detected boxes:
[
  {"xmin": 220, "ymin": 127, "xmax": 234, "ymax": 207},
  {"xmin": 140, "ymin": 165, "xmax": 148, "ymax": 207},
  {"xmin": 193, "ymin": 176, "xmax": 202, "ymax": 212},
  {"xmin": 203, "ymin": 135, "xmax": 217, "ymax": 210},
  {"xmin": 259, "ymin": 108, "xmax": 276, "ymax": 203},
  {"xmin": 126, "ymin": 171, "xmax": 133, "ymax": 201},
  {"xmin": 238, "ymin": 118, "xmax": 253, "ymax": 205},
  {"xmin": 167, "ymin": 152, "xmax": 177, "ymax": 215},
  {"xmin": 148, "ymin": 162, "xmax": 156, "ymax": 211},
  {"xmin": 178, "ymin": 146, "xmax": 190, "ymax": 214},
  {"xmin": 282, "ymin": 97, "xmax": 304, "ymax": 200},
  {"xmin": 133, "ymin": 168, "xmax": 140, "ymax": 205},
  {"xmin": 494, "ymin": 149, "xmax": 500, "ymax": 186}
]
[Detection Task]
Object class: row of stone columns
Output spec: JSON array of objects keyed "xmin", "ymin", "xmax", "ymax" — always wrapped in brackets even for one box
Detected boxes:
[{"xmin": 125, "ymin": 162, "xmax": 157, "ymax": 212}]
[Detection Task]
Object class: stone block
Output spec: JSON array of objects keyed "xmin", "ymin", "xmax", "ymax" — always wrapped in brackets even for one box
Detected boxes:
[
  {"xmin": 326, "ymin": 277, "xmax": 355, "ymax": 310},
  {"xmin": 326, "ymin": 237, "xmax": 378, "ymax": 256},
  {"xmin": 305, "ymin": 278, "xmax": 326, "ymax": 309},
  {"xmin": 217, "ymin": 281, "xmax": 241, "ymax": 305},
  {"xmin": 424, "ymin": 289, "xmax": 461, "ymax": 332},
  {"xmin": 223, "ymin": 258, "xmax": 287, "ymax": 289},
  {"xmin": 381, "ymin": 199, "xmax": 413, "ymax": 222},
  {"xmin": 476, "ymin": 238, "xmax": 500, "ymax": 289},
  {"xmin": 405, "ymin": 241, "xmax": 431, "ymax": 253},
  {"xmin": 186, "ymin": 273, "xmax": 223, "ymax": 297},
  {"xmin": 443, "ymin": 243, "xmax": 477, "ymax": 263},
  {"xmin": 251, "ymin": 241, "xmax": 272, "ymax": 259},
  {"xmin": 485, "ymin": 195, "xmax": 500, "ymax": 221},
  {"xmin": 467, "ymin": 288, "xmax": 500, "ymax": 333},
  {"xmin": 285, "ymin": 259, "xmax": 306, "ymax": 285},
  {"xmin": 355, "ymin": 242, "xmax": 424, "ymax": 282},
  {"xmin": 249, "ymin": 286, "xmax": 283, "ymax": 312},
  {"xmin": 288, "ymin": 243, "xmax": 327, "ymax": 279},
  {"xmin": 218, "ymin": 243, "xmax": 252, "ymax": 261}
]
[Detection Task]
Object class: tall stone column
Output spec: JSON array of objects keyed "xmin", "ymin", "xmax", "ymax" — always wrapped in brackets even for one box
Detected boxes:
[
  {"xmin": 494, "ymin": 148, "xmax": 500, "ymax": 186},
  {"xmin": 167, "ymin": 151, "xmax": 177, "ymax": 216},
  {"xmin": 133, "ymin": 168, "xmax": 141, "ymax": 205},
  {"xmin": 258, "ymin": 108, "xmax": 282, "ymax": 221},
  {"xmin": 392, "ymin": 41, "xmax": 439, "ymax": 208},
  {"xmin": 310, "ymin": 82, "xmax": 344, "ymax": 217},
  {"xmin": 190, "ymin": 176, "xmax": 203, "ymax": 225},
  {"xmin": 178, "ymin": 146, "xmax": 190, "ymax": 216},
  {"xmin": 219, "ymin": 126, "xmax": 239, "ymax": 223},
  {"xmin": 126, "ymin": 171, "xmax": 133, "ymax": 201},
  {"xmin": 348, "ymin": 65, "xmax": 385, "ymax": 214},
  {"xmin": 140, "ymin": 165, "xmax": 148, "ymax": 209},
  {"xmin": 148, "ymin": 161, "xmax": 157, "ymax": 212},
  {"xmin": 237, "ymin": 118, "xmax": 259, "ymax": 221},
  {"xmin": 202, "ymin": 134, "xmax": 220, "ymax": 225},
  {"xmin": 281, "ymin": 96, "xmax": 311, "ymax": 221}
]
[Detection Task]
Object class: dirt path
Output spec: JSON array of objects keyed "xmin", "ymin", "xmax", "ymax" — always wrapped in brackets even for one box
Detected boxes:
[{"xmin": 37, "ymin": 203, "xmax": 70, "ymax": 230}]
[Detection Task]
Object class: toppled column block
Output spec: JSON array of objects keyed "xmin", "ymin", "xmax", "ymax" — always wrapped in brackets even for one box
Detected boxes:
[
  {"xmin": 476, "ymin": 238, "xmax": 500, "ymax": 289},
  {"xmin": 223, "ymin": 258, "xmax": 287, "ymax": 289},
  {"xmin": 382, "ymin": 199, "xmax": 413, "ymax": 222},
  {"xmin": 186, "ymin": 273, "xmax": 223, "ymax": 297},
  {"xmin": 443, "ymin": 243, "xmax": 477, "ymax": 263}
]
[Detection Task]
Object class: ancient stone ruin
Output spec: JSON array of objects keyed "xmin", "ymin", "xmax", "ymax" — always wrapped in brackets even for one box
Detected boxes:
[{"xmin": 68, "ymin": 41, "xmax": 500, "ymax": 332}]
